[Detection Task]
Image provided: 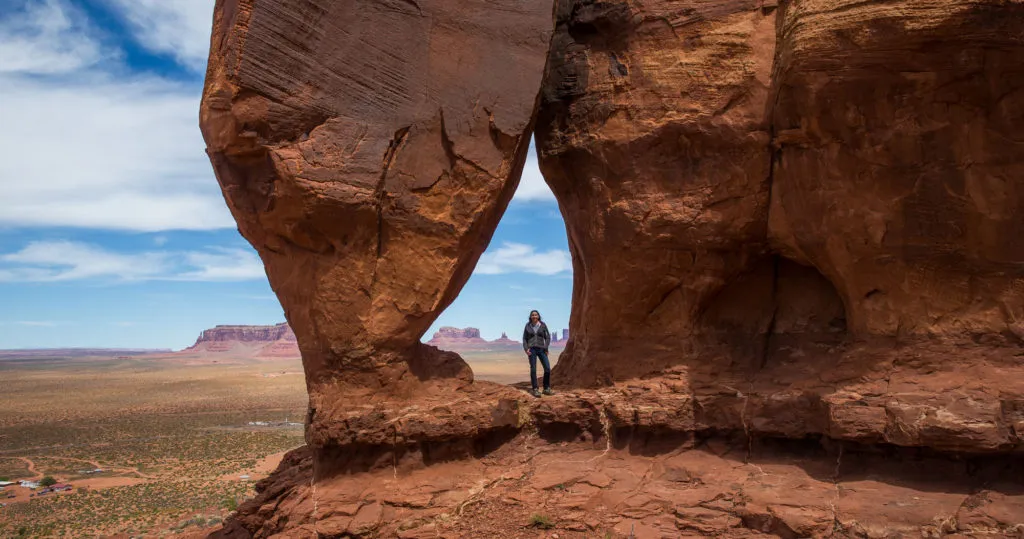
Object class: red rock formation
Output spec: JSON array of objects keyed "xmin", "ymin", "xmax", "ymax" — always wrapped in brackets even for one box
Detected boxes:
[
  {"xmin": 537, "ymin": 0, "xmax": 778, "ymax": 384},
  {"xmin": 492, "ymin": 332, "xmax": 520, "ymax": 347},
  {"xmin": 537, "ymin": 0, "xmax": 1024, "ymax": 384},
  {"xmin": 429, "ymin": 326, "xmax": 485, "ymax": 342},
  {"xmin": 217, "ymin": 388, "xmax": 1024, "ymax": 538},
  {"xmin": 768, "ymin": 0, "xmax": 1024, "ymax": 341},
  {"xmin": 198, "ymin": 0, "xmax": 1024, "ymax": 536},
  {"xmin": 199, "ymin": 0, "xmax": 554, "ymax": 474},
  {"xmin": 182, "ymin": 323, "xmax": 299, "ymax": 358},
  {"xmin": 184, "ymin": 323, "xmax": 292, "ymax": 348}
]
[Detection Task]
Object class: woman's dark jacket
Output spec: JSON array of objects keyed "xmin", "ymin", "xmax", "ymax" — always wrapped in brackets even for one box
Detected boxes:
[{"xmin": 522, "ymin": 322, "xmax": 551, "ymax": 352}]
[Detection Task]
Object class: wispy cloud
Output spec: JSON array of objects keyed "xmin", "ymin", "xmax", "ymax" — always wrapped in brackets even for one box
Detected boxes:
[
  {"xmin": 102, "ymin": 0, "xmax": 213, "ymax": 71},
  {"xmin": 175, "ymin": 248, "xmax": 267, "ymax": 281},
  {"xmin": 0, "ymin": 0, "xmax": 110, "ymax": 75},
  {"xmin": 15, "ymin": 321, "xmax": 60, "ymax": 327},
  {"xmin": 0, "ymin": 0, "xmax": 232, "ymax": 232},
  {"xmin": 0, "ymin": 241, "xmax": 265, "ymax": 282},
  {"xmin": 475, "ymin": 242, "xmax": 571, "ymax": 275}
]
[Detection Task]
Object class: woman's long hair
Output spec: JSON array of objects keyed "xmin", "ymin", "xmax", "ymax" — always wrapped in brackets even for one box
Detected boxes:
[{"xmin": 528, "ymin": 310, "xmax": 542, "ymax": 323}]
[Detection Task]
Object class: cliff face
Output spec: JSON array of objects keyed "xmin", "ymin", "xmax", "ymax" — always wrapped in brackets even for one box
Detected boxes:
[
  {"xmin": 186, "ymin": 323, "xmax": 293, "ymax": 347},
  {"xmin": 183, "ymin": 323, "xmax": 299, "ymax": 358},
  {"xmin": 198, "ymin": 0, "xmax": 1024, "ymax": 537},
  {"xmin": 538, "ymin": 0, "xmax": 1024, "ymax": 385},
  {"xmin": 430, "ymin": 326, "xmax": 483, "ymax": 341},
  {"xmin": 538, "ymin": 0, "xmax": 778, "ymax": 385}
]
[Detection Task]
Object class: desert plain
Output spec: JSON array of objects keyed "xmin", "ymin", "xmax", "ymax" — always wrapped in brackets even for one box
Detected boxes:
[{"xmin": 0, "ymin": 348, "xmax": 551, "ymax": 537}]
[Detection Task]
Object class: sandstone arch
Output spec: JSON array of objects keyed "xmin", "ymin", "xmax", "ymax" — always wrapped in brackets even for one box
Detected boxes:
[{"xmin": 200, "ymin": 0, "xmax": 1024, "ymax": 535}]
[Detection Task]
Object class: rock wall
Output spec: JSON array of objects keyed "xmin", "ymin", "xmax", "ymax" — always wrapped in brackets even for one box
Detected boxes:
[
  {"xmin": 537, "ymin": 0, "xmax": 779, "ymax": 385},
  {"xmin": 768, "ymin": 0, "xmax": 1024, "ymax": 340},
  {"xmin": 536, "ymin": 0, "xmax": 1024, "ymax": 386}
]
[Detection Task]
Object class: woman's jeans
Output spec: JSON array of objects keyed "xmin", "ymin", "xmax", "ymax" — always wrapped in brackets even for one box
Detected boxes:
[{"xmin": 528, "ymin": 347, "xmax": 551, "ymax": 390}]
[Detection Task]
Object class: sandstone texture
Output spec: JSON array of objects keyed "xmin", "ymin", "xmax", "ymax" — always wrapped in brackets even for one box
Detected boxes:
[
  {"xmin": 210, "ymin": 389, "xmax": 1024, "ymax": 539},
  {"xmin": 537, "ymin": 0, "xmax": 779, "ymax": 385},
  {"xmin": 199, "ymin": 0, "xmax": 1024, "ymax": 536},
  {"xmin": 537, "ymin": 0, "xmax": 1024, "ymax": 386},
  {"xmin": 201, "ymin": 0, "xmax": 554, "ymax": 394}
]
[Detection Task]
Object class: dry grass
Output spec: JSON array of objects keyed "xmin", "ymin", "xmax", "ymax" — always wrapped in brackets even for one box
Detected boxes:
[
  {"xmin": 0, "ymin": 355, "xmax": 307, "ymax": 537},
  {"xmin": 0, "ymin": 348, "xmax": 545, "ymax": 536}
]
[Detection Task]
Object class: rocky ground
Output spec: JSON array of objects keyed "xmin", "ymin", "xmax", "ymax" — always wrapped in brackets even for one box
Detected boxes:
[
  {"xmin": 201, "ymin": 339, "xmax": 1024, "ymax": 538},
  {"xmin": 207, "ymin": 426, "xmax": 1024, "ymax": 538}
]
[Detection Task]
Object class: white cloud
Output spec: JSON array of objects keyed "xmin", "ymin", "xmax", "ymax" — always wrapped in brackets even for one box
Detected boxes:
[
  {"xmin": 0, "ymin": 1, "xmax": 551, "ymax": 235},
  {"xmin": 0, "ymin": 0, "xmax": 109, "ymax": 75},
  {"xmin": 0, "ymin": 1, "xmax": 233, "ymax": 232},
  {"xmin": 176, "ymin": 248, "xmax": 267, "ymax": 281},
  {"xmin": 103, "ymin": 0, "xmax": 214, "ymax": 71},
  {"xmin": 475, "ymin": 242, "xmax": 572, "ymax": 275},
  {"xmin": 0, "ymin": 240, "xmax": 266, "ymax": 282},
  {"xmin": 15, "ymin": 321, "xmax": 60, "ymax": 327},
  {"xmin": 512, "ymin": 141, "xmax": 557, "ymax": 203}
]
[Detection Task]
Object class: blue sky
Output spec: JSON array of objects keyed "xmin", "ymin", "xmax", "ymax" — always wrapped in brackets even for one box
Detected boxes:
[{"xmin": 0, "ymin": 0, "xmax": 571, "ymax": 350}]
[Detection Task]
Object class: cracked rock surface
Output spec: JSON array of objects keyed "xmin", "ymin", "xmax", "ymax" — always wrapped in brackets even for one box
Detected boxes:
[
  {"xmin": 207, "ymin": 432, "xmax": 1024, "ymax": 538},
  {"xmin": 200, "ymin": 0, "xmax": 553, "ymax": 395},
  {"xmin": 198, "ymin": 0, "xmax": 1024, "ymax": 536},
  {"xmin": 538, "ymin": 0, "xmax": 1024, "ymax": 386}
]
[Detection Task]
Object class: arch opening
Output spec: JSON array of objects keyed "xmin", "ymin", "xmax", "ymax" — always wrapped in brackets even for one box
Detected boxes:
[{"xmin": 422, "ymin": 137, "xmax": 575, "ymax": 389}]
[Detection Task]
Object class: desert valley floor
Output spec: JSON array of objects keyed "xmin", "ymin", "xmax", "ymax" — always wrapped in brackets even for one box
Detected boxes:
[{"xmin": 0, "ymin": 349, "xmax": 552, "ymax": 537}]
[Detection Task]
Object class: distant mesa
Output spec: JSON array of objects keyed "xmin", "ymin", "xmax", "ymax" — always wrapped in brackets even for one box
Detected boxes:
[
  {"xmin": 426, "ymin": 326, "xmax": 566, "ymax": 352},
  {"xmin": 182, "ymin": 323, "xmax": 299, "ymax": 359},
  {"xmin": 432, "ymin": 326, "xmax": 486, "ymax": 341},
  {"xmin": 493, "ymin": 332, "xmax": 518, "ymax": 346},
  {"xmin": 426, "ymin": 326, "xmax": 489, "ymax": 350},
  {"xmin": 181, "ymin": 322, "xmax": 566, "ymax": 358}
]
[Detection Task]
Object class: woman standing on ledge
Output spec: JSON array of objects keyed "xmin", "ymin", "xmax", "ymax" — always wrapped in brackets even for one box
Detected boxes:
[{"xmin": 523, "ymin": 310, "xmax": 553, "ymax": 398}]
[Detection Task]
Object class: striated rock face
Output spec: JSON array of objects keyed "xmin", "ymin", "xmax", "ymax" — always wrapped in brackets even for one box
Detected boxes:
[
  {"xmin": 200, "ymin": 0, "xmax": 554, "ymax": 397},
  {"xmin": 768, "ymin": 0, "xmax": 1024, "ymax": 340},
  {"xmin": 218, "ymin": 386, "xmax": 1024, "ymax": 538},
  {"xmin": 537, "ymin": 0, "xmax": 1024, "ymax": 386},
  {"xmin": 537, "ymin": 0, "xmax": 779, "ymax": 385}
]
